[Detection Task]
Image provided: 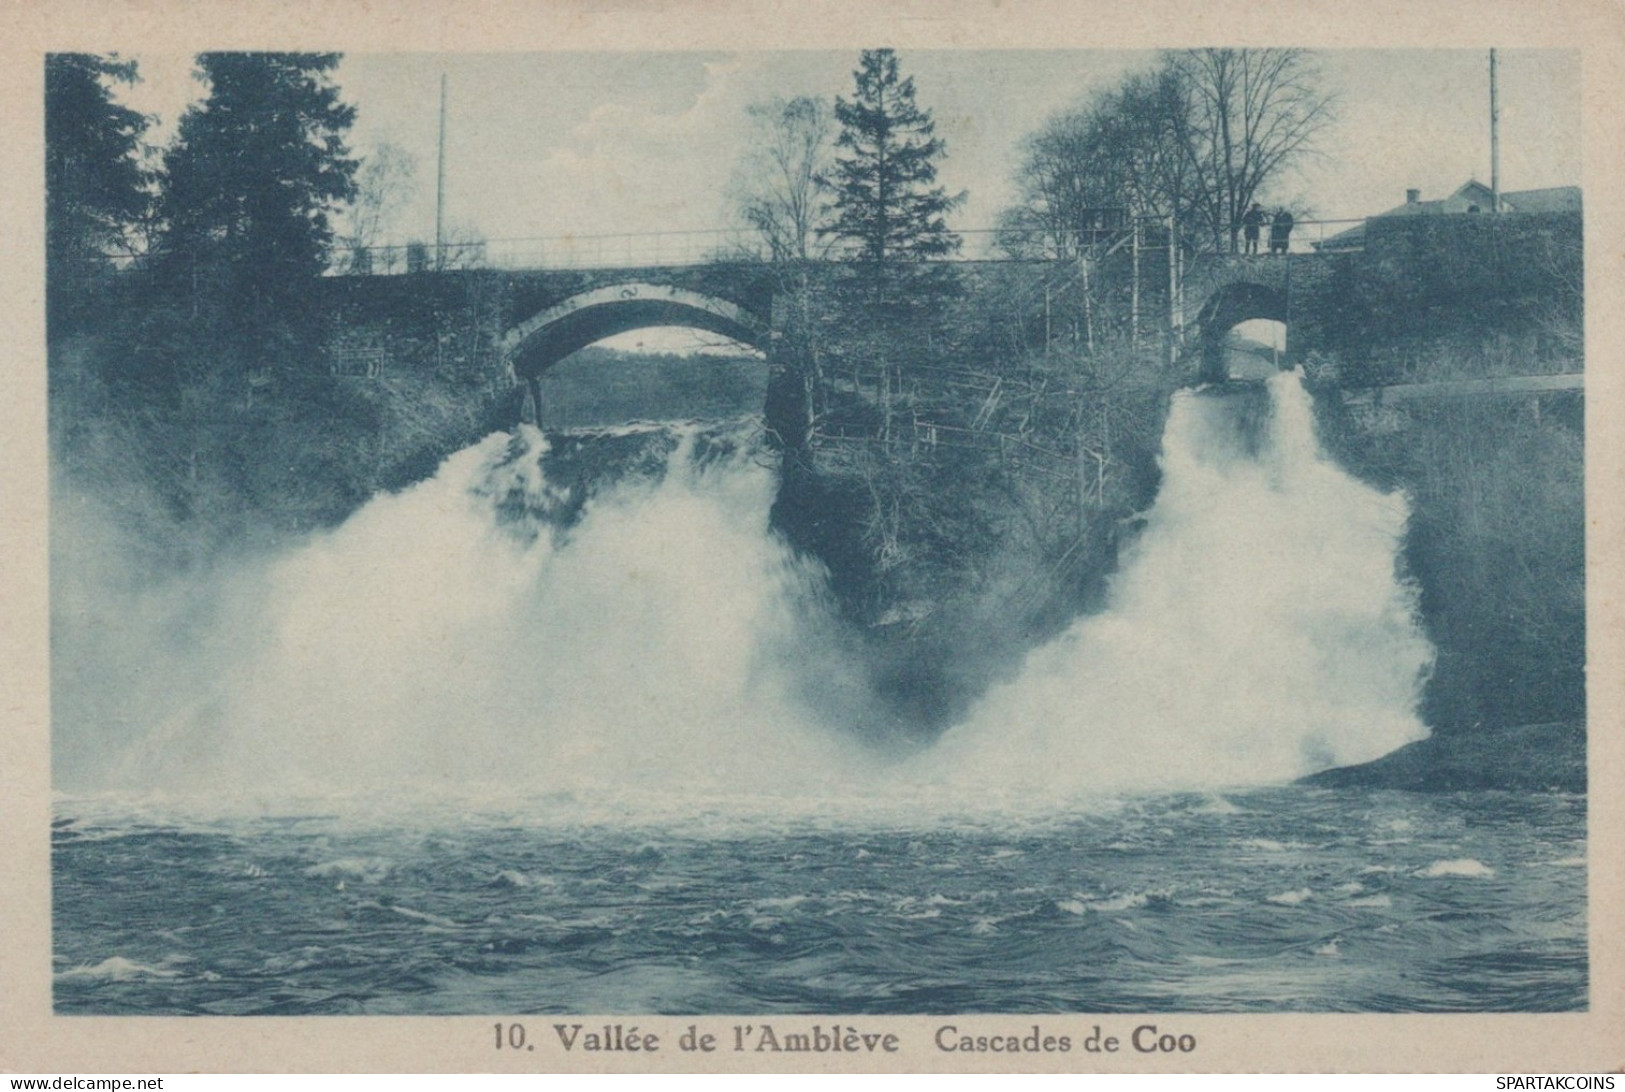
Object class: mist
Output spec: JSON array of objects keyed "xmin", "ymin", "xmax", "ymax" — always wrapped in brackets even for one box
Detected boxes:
[{"xmin": 52, "ymin": 373, "xmax": 1432, "ymax": 818}]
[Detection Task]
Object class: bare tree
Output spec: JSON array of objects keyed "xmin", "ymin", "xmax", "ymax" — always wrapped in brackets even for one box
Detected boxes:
[
  {"xmin": 437, "ymin": 220, "xmax": 488, "ymax": 270},
  {"xmin": 1003, "ymin": 104, "xmax": 1103, "ymax": 258},
  {"xmin": 729, "ymin": 95, "xmax": 836, "ymax": 261},
  {"xmin": 338, "ymin": 141, "xmax": 417, "ymax": 271},
  {"xmin": 1002, "ymin": 50, "xmax": 1333, "ymax": 256},
  {"xmin": 1003, "ymin": 66, "xmax": 1194, "ymax": 257},
  {"xmin": 1165, "ymin": 49, "xmax": 1335, "ymax": 252}
]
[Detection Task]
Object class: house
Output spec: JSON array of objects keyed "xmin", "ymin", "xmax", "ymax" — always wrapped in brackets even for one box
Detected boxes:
[{"xmin": 1313, "ymin": 180, "xmax": 1582, "ymax": 251}]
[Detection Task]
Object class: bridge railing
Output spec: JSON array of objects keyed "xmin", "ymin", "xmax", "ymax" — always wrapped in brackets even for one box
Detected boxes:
[
  {"xmin": 80, "ymin": 217, "xmax": 1373, "ymax": 283},
  {"xmin": 324, "ymin": 218, "xmax": 1371, "ymax": 276},
  {"xmin": 1285, "ymin": 217, "xmax": 1367, "ymax": 252},
  {"xmin": 329, "ymin": 230, "xmax": 772, "ymax": 275},
  {"xmin": 957, "ymin": 218, "xmax": 1368, "ymax": 260}
]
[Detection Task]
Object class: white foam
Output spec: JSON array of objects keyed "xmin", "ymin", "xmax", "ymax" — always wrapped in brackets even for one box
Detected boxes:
[
  {"xmin": 922, "ymin": 371, "xmax": 1433, "ymax": 796},
  {"xmin": 56, "ymin": 956, "xmax": 179, "ymax": 982},
  {"xmin": 76, "ymin": 426, "xmax": 867, "ymax": 807},
  {"xmin": 1418, "ymin": 858, "xmax": 1495, "ymax": 878},
  {"xmin": 303, "ymin": 858, "xmax": 392, "ymax": 883},
  {"xmin": 60, "ymin": 371, "xmax": 1433, "ymax": 818},
  {"xmin": 1267, "ymin": 887, "xmax": 1314, "ymax": 905},
  {"xmin": 386, "ymin": 905, "xmax": 461, "ymax": 929},
  {"xmin": 1347, "ymin": 895, "xmax": 1393, "ymax": 908}
]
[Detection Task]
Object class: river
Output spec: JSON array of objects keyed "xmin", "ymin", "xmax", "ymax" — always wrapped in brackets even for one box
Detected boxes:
[{"xmin": 50, "ymin": 372, "xmax": 1587, "ymax": 1013}]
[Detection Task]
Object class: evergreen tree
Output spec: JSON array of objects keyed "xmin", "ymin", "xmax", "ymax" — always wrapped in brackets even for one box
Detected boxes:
[
  {"xmin": 153, "ymin": 53, "xmax": 358, "ymax": 377},
  {"xmin": 45, "ymin": 54, "xmax": 150, "ymax": 327},
  {"xmin": 825, "ymin": 49, "xmax": 962, "ymax": 262}
]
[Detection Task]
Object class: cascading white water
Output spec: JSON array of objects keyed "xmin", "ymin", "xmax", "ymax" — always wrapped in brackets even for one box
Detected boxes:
[
  {"xmin": 63, "ymin": 424, "xmax": 868, "ymax": 810},
  {"xmin": 925, "ymin": 370, "xmax": 1433, "ymax": 797},
  {"xmin": 55, "ymin": 371, "xmax": 1432, "ymax": 814}
]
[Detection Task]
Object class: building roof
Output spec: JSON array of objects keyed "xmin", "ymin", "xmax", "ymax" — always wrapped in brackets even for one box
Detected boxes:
[
  {"xmin": 1499, "ymin": 186, "xmax": 1584, "ymax": 213},
  {"xmin": 1314, "ymin": 181, "xmax": 1582, "ymax": 250}
]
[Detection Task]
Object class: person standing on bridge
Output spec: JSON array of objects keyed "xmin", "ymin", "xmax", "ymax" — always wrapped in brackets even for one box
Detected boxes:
[
  {"xmin": 1241, "ymin": 203, "xmax": 1265, "ymax": 255},
  {"xmin": 1270, "ymin": 208, "xmax": 1295, "ymax": 255}
]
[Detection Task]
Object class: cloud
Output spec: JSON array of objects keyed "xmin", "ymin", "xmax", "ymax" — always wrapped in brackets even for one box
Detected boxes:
[
  {"xmin": 120, "ymin": 49, "xmax": 1579, "ymax": 252},
  {"xmin": 527, "ymin": 55, "xmax": 779, "ymax": 237}
]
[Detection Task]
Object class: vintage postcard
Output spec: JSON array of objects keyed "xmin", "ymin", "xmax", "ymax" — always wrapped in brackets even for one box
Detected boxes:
[{"xmin": 2, "ymin": 0, "xmax": 1621, "ymax": 1074}]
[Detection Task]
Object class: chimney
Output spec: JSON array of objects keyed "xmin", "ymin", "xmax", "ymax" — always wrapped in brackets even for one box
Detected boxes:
[{"xmin": 1406, "ymin": 188, "xmax": 1421, "ymax": 204}]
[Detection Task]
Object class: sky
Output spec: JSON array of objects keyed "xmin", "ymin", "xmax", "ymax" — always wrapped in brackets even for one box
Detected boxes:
[{"xmin": 117, "ymin": 49, "xmax": 1581, "ymax": 250}]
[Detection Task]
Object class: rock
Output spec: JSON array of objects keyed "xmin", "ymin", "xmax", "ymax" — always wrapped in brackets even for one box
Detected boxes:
[{"xmin": 1300, "ymin": 720, "xmax": 1585, "ymax": 793}]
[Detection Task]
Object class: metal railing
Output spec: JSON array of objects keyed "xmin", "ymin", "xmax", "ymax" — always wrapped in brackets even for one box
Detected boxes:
[
  {"xmin": 328, "ymin": 230, "xmax": 771, "ymax": 275},
  {"xmin": 958, "ymin": 218, "xmax": 1368, "ymax": 260},
  {"xmin": 328, "ymin": 218, "xmax": 1372, "ymax": 277},
  {"xmin": 76, "ymin": 217, "xmax": 1374, "ymax": 281}
]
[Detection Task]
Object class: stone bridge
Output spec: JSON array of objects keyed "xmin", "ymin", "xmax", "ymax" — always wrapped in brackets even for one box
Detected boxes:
[
  {"xmin": 1177, "ymin": 252, "xmax": 1337, "ymax": 383},
  {"xmin": 327, "ymin": 251, "xmax": 1326, "ymax": 385},
  {"xmin": 322, "ymin": 262, "xmax": 778, "ymax": 420},
  {"xmin": 320, "ymin": 210, "xmax": 1579, "ymax": 418}
]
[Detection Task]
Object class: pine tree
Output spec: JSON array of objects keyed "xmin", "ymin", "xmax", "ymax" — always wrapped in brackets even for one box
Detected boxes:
[
  {"xmin": 45, "ymin": 54, "xmax": 150, "ymax": 324},
  {"xmin": 158, "ymin": 53, "xmax": 357, "ymax": 279},
  {"xmin": 826, "ymin": 49, "xmax": 962, "ymax": 262},
  {"xmin": 152, "ymin": 53, "xmax": 358, "ymax": 378}
]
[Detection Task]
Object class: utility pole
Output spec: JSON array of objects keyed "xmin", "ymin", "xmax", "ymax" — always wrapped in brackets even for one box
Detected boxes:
[
  {"xmin": 435, "ymin": 72, "xmax": 448, "ymax": 268},
  {"xmin": 1490, "ymin": 49, "xmax": 1501, "ymax": 213}
]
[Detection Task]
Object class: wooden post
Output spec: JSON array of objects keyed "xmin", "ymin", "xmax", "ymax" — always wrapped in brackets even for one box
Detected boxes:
[
  {"xmin": 1175, "ymin": 226, "xmax": 1184, "ymax": 342},
  {"xmin": 1044, "ymin": 284, "xmax": 1052, "ymax": 355},
  {"xmin": 1284, "ymin": 247, "xmax": 1294, "ymax": 362},
  {"xmin": 1098, "ymin": 401, "xmax": 1110, "ymax": 507},
  {"xmin": 1080, "ymin": 254, "xmax": 1095, "ymax": 353},
  {"xmin": 1130, "ymin": 218, "xmax": 1141, "ymax": 353},
  {"xmin": 1075, "ymin": 411, "xmax": 1089, "ymax": 534},
  {"xmin": 1167, "ymin": 215, "xmax": 1179, "ymax": 367},
  {"xmin": 882, "ymin": 363, "xmax": 893, "ymax": 446}
]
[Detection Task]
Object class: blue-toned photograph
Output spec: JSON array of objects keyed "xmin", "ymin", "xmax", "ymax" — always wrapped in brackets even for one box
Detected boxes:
[{"xmin": 48, "ymin": 48, "xmax": 1585, "ymax": 1015}]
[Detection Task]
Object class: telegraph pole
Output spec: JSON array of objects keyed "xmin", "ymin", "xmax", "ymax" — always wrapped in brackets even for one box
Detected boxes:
[
  {"xmin": 1490, "ymin": 49, "xmax": 1501, "ymax": 213},
  {"xmin": 435, "ymin": 72, "xmax": 448, "ymax": 268}
]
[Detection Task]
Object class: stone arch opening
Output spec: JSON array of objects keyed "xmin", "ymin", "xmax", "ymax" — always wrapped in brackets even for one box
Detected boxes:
[
  {"xmin": 1194, "ymin": 282, "xmax": 1291, "ymax": 384},
  {"xmin": 501, "ymin": 282, "xmax": 771, "ymax": 379},
  {"xmin": 497, "ymin": 284, "xmax": 770, "ymax": 429}
]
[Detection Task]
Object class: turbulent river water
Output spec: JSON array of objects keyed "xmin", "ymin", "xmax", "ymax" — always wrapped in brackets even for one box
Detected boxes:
[{"xmin": 51, "ymin": 372, "xmax": 1587, "ymax": 1013}]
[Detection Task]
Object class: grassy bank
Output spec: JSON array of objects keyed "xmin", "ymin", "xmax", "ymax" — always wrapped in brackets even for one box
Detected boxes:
[
  {"xmin": 1315, "ymin": 378, "xmax": 1585, "ymax": 736},
  {"xmin": 50, "ymin": 330, "xmax": 503, "ymax": 572}
]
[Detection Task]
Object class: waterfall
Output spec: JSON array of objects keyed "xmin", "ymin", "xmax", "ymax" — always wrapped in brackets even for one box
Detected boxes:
[
  {"xmin": 54, "ymin": 373, "xmax": 1432, "ymax": 816},
  {"xmin": 925, "ymin": 370, "xmax": 1433, "ymax": 798}
]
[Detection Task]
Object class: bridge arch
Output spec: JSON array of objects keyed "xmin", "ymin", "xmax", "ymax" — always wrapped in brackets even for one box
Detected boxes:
[
  {"xmin": 500, "ymin": 282, "xmax": 771, "ymax": 378},
  {"xmin": 1194, "ymin": 281, "xmax": 1291, "ymax": 384}
]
